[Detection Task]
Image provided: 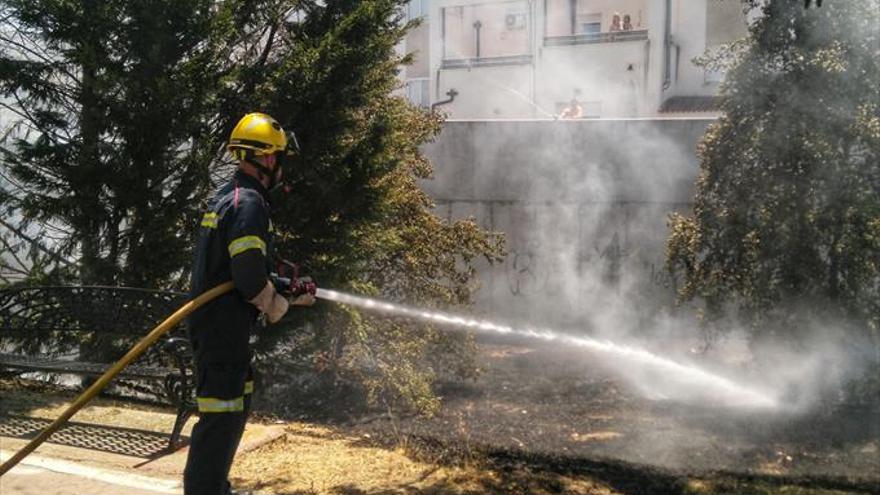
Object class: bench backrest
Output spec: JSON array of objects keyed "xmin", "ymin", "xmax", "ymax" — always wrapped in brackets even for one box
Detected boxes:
[{"xmin": 0, "ymin": 285, "xmax": 189, "ymax": 365}]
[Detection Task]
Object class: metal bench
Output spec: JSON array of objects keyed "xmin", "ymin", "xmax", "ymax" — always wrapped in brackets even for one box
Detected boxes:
[{"xmin": 0, "ymin": 285, "xmax": 196, "ymax": 450}]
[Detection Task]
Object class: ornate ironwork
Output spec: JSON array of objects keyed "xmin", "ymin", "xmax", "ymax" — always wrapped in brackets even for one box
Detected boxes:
[
  {"xmin": 0, "ymin": 414, "xmax": 179, "ymax": 458},
  {"xmin": 0, "ymin": 285, "xmax": 187, "ymax": 335},
  {"xmin": 0, "ymin": 285, "xmax": 188, "ymax": 361},
  {"xmin": 0, "ymin": 285, "xmax": 196, "ymax": 449}
]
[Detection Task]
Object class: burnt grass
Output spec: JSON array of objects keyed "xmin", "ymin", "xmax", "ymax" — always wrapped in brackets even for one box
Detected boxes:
[{"xmin": 257, "ymin": 342, "xmax": 880, "ymax": 494}]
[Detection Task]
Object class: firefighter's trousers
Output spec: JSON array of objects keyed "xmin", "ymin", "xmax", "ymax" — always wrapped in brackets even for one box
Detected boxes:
[{"xmin": 183, "ymin": 362, "xmax": 254, "ymax": 495}]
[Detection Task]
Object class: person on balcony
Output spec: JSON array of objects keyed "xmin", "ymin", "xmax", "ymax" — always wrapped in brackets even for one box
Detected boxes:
[
  {"xmin": 610, "ymin": 13, "xmax": 622, "ymax": 32},
  {"xmin": 623, "ymin": 14, "xmax": 633, "ymax": 31}
]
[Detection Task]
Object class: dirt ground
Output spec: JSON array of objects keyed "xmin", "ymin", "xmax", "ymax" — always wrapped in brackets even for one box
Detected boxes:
[
  {"xmin": 1, "ymin": 342, "xmax": 879, "ymax": 495},
  {"xmin": 347, "ymin": 343, "xmax": 880, "ymax": 478},
  {"xmin": 241, "ymin": 341, "xmax": 880, "ymax": 494}
]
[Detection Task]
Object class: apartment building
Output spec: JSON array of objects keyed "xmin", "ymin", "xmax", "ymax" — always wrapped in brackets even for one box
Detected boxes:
[{"xmin": 400, "ymin": 0, "xmax": 748, "ymax": 118}]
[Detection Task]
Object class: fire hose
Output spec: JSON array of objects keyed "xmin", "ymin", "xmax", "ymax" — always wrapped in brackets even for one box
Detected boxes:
[{"xmin": 0, "ymin": 281, "xmax": 235, "ymax": 477}]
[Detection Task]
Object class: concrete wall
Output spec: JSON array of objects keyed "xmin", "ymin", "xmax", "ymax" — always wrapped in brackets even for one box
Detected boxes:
[{"xmin": 421, "ymin": 118, "xmax": 713, "ymax": 331}]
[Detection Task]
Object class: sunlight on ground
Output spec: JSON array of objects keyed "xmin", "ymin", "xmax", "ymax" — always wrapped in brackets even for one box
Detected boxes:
[
  {"xmin": 230, "ymin": 423, "xmax": 620, "ymax": 495},
  {"xmin": 2, "ymin": 380, "xmax": 875, "ymax": 495},
  {"xmin": 2, "ymin": 385, "xmax": 189, "ymax": 436},
  {"xmin": 231, "ymin": 423, "xmax": 483, "ymax": 494}
]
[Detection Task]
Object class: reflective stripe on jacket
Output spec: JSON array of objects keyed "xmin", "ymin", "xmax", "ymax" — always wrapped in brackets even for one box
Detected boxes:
[{"xmin": 188, "ymin": 171, "xmax": 275, "ymax": 364}]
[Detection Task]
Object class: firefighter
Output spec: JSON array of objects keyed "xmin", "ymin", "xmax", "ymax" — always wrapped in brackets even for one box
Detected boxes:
[{"xmin": 184, "ymin": 112, "xmax": 315, "ymax": 495}]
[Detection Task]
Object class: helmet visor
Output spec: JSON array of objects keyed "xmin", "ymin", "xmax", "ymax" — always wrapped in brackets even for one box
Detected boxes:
[
  {"xmin": 277, "ymin": 131, "xmax": 298, "ymax": 172},
  {"xmin": 274, "ymin": 131, "xmax": 298, "ymax": 176},
  {"xmin": 286, "ymin": 131, "xmax": 300, "ymax": 154}
]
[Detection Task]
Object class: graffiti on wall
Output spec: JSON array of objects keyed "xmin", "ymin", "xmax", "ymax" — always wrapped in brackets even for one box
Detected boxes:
[
  {"xmin": 505, "ymin": 249, "xmax": 549, "ymax": 295},
  {"xmin": 436, "ymin": 198, "xmax": 684, "ymax": 303}
]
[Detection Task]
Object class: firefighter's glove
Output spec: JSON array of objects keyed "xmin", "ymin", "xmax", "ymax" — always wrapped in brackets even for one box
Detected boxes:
[
  {"xmin": 290, "ymin": 276, "xmax": 317, "ymax": 307},
  {"xmin": 270, "ymin": 275, "xmax": 316, "ymax": 296},
  {"xmin": 291, "ymin": 276, "xmax": 317, "ymax": 297},
  {"xmin": 248, "ymin": 281, "xmax": 290, "ymax": 323}
]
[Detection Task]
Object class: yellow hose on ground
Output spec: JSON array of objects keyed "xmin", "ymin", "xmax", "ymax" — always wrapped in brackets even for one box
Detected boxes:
[{"xmin": 0, "ymin": 281, "xmax": 234, "ymax": 477}]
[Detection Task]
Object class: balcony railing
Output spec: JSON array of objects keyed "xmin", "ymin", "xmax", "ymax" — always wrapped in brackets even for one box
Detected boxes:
[
  {"xmin": 441, "ymin": 54, "xmax": 533, "ymax": 69},
  {"xmin": 544, "ymin": 29, "xmax": 648, "ymax": 47}
]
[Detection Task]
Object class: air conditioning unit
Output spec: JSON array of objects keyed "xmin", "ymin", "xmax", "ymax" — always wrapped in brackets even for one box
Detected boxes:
[{"xmin": 505, "ymin": 12, "xmax": 527, "ymax": 30}]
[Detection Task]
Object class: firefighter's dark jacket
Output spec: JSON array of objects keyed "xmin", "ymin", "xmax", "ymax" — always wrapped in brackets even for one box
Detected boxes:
[{"xmin": 189, "ymin": 170, "xmax": 275, "ymax": 364}]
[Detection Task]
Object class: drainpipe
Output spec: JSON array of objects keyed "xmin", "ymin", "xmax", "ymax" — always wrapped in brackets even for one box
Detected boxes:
[
  {"xmin": 531, "ymin": 0, "xmax": 537, "ymax": 119},
  {"xmin": 662, "ymin": 0, "xmax": 672, "ymax": 90},
  {"xmin": 431, "ymin": 88, "xmax": 459, "ymax": 111},
  {"xmin": 473, "ymin": 20, "xmax": 482, "ymax": 58},
  {"xmin": 437, "ymin": 7, "xmax": 446, "ymax": 100}
]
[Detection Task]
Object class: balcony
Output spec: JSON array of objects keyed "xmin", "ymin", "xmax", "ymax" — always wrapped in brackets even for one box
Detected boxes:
[
  {"xmin": 544, "ymin": 29, "xmax": 648, "ymax": 47},
  {"xmin": 441, "ymin": 54, "xmax": 533, "ymax": 70}
]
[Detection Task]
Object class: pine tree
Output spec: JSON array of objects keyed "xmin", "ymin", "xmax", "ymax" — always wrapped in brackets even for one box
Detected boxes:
[
  {"xmin": 208, "ymin": 0, "xmax": 504, "ymax": 413},
  {"xmin": 0, "ymin": 0, "xmax": 222, "ymax": 286},
  {"xmin": 1, "ymin": 0, "xmax": 504, "ymax": 413}
]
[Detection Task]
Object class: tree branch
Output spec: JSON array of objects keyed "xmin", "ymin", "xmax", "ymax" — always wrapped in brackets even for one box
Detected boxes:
[{"xmin": 0, "ymin": 216, "xmax": 74, "ymax": 267}]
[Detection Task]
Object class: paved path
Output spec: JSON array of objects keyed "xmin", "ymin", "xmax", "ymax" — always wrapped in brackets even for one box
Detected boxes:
[{"xmin": 0, "ymin": 451, "xmax": 182, "ymax": 495}]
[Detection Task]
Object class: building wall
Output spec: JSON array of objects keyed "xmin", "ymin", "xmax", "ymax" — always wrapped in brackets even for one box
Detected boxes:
[
  {"xmin": 400, "ymin": 4, "xmax": 432, "ymax": 108},
  {"xmin": 545, "ymin": 0, "xmax": 570, "ymax": 36},
  {"xmin": 407, "ymin": 22, "xmax": 430, "ymax": 78},
  {"xmin": 577, "ymin": 0, "xmax": 647, "ymax": 32},
  {"xmin": 545, "ymin": 0, "xmax": 649, "ymax": 36},
  {"xmin": 644, "ymin": 0, "xmax": 666, "ymax": 114},
  {"xmin": 442, "ymin": 1, "xmax": 532, "ymax": 59},
  {"xmin": 706, "ymin": 0, "xmax": 749, "ymax": 47},
  {"xmin": 420, "ymin": 0, "xmax": 748, "ymax": 119},
  {"xmin": 666, "ymin": 0, "xmax": 710, "ymax": 97},
  {"xmin": 436, "ymin": 64, "xmax": 537, "ymax": 118},
  {"xmin": 421, "ymin": 119, "xmax": 712, "ymax": 327},
  {"xmin": 537, "ymin": 37, "xmax": 649, "ymax": 116}
]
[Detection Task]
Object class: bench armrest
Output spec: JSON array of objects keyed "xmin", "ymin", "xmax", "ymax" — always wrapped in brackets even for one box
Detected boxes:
[
  {"xmin": 161, "ymin": 337, "xmax": 192, "ymax": 358},
  {"xmin": 161, "ymin": 337, "xmax": 195, "ymax": 407}
]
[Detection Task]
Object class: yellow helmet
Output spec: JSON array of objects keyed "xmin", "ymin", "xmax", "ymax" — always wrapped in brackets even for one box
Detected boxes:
[{"xmin": 227, "ymin": 112, "xmax": 288, "ymax": 158}]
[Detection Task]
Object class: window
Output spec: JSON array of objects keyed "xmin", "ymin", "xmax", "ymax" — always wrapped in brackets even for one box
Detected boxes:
[
  {"xmin": 407, "ymin": 0, "xmax": 427, "ymax": 21},
  {"xmin": 578, "ymin": 13, "xmax": 601, "ymax": 34},
  {"xmin": 406, "ymin": 79, "xmax": 430, "ymax": 108}
]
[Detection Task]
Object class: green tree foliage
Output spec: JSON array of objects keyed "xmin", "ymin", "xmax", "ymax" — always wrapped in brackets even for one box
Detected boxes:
[
  {"xmin": 667, "ymin": 1, "xmax": 879, "ymax": 357},
  {"xmin": 208, "ymin": 0, "xmax": 504, "ymax": 414},
  {"xmin": 0, "ymin": 0, "xmax": 222, "ymax": 286},
  {"xmin": 1, "ymin": 0, "xmax": 504, "ymax": 413}
]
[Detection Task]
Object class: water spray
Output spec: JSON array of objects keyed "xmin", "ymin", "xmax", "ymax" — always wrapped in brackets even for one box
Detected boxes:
[
  {"xmin": 0, "ymin": 283, "xmax": 779, "ymax": 477},
  {"xmin": 315, "ymin": 288, "xmax": 779, "ymax": 410}
]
